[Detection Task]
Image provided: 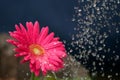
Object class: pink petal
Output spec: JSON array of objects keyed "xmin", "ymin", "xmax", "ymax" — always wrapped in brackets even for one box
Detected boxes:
[
  {"xmin": 37, "ymin": 27, "xmax": 49, "ymax": 43},
  {"xmin": 6, "ymin": 39, "xmax": 18, "ymax": 46},
  {"xmin": 14, "ymin": 48, "xmax": 23, "ymax": 53},
  {"xmin": 52, "ymin": 37, "xmax": 60, "ymax": 41},
  {"xmin": 19, "ymin": 23, "xmax": 29, "ymax": 42},
  {"xmin": 35, "ymin": 70, "xmax": 40, "ymax": 76},
  {"xmin": 16, "ymin": 44, "xmax": 28, "ymax": 52},
  {"xmin": 32, "ymin": 21, "xmax": 40, "ymax": 43},
  {"xmin": 15, "ymin": 24, "xmax": 21, "ymax": 32},
  {"xmin": 26, "ymin": 22, "xmax": 34, "ymax": 43},
  {"xmin": 14, "ymin": 53, "xmax": 20, "ymax": 57},
  {"xmin": 49, "ymin": 55, "xmax": 63, "ymax": 64},
  {"xmin": 49, "ymin": 49, "xmax": 66, "ymax": 58},
  {"xmin": 15, "ymin": 52, "xmax": 27, "ymax": 57},
  {"xmin": 30, "ymin": 58, "xmax": 35, "ymax": 64},
  {"xmin": 42, "ymin": 32, "xmax": 54, "ymax": 45},
  {"xmin": 30, "ymin": 63, "xmax": 35, "ymax": 72},
  {"xmin": 9, "ymin": 32, "xmax": 27, "ymax": 44},
  {"xmin": 49, "ymin": 60, "xmax": 59, "ymax": 67},
  {"xmin": 24, "ymin": 54, "xmax": 30, "ymax": 61},
  {"xmin": 56, "ymin": 46, "xmax": 65, "ymax": 51},
  {"xmin": 44, "ymin": 41, "xmax": 63, "ymax": 49},
  {"xmin": 19, "ymin": 23, "xmax": 26, "ymax": 32},
  {"xmin": 56, "ymin": 50, "xmax": 67, "ymax": 58},
  {"xmin": 41, "ymin": 65, "xmax": 47, "ymax": 75},
  {"xmin": 49, "ymin": 64, "xmax": 58, "ymax": 71},
  {"xmin": 35, "ymin": 61, "xmax": 41, "ymax": 70}
]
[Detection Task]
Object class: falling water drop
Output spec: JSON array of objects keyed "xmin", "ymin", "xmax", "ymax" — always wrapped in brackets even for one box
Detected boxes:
[{"xmin": 70, "ymin": 0, "xmax": 120, "ymax": 79}]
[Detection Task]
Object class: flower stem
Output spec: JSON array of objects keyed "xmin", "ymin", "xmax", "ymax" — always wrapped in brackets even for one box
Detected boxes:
[
  {"xmin": 44, "ymin": 72, "xmax": 57, "ymax": 80},
  {"xmin": 30, "ymin": 73, "xmax": 34, "ymax": 80},
  {"xmin": 30, "ymin": 73, "xmax": 42, "ymax": 80},
  {"xmin": 30, "ymin": 72, "xmax": 57, "ymax": 80}
]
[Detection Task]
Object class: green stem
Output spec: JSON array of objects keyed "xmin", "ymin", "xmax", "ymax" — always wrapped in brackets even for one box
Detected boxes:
[
  {"xmin": 30, "ymin": 73, "xmax": 41, "ymax": 80},
  {"xmin": 44, "ymin": 72, "xmax": 57, "ymax": 80},
  {"xmin": 30, "ymin": 73, "xmax": 34, "ymax": 80},
  {"xmin": 30, "ymin": 72, "xmax": 57, "ymax": 80}
]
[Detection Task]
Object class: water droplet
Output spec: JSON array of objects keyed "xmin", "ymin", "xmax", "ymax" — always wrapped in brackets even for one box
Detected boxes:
[{"xmin": 69, "ymin": 0, "xmax": 120, "ymax": 79}]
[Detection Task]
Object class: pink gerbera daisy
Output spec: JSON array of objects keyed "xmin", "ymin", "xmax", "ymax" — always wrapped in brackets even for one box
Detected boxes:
[{"xmin": 7, "ymin": 21, "xmax": 67, "ymax": 76}]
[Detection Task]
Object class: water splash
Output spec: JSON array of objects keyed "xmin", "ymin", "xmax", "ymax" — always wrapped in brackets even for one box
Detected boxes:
[{"xmin": 70, "ymin": 0, "xmax": 120, "ymax": 79}]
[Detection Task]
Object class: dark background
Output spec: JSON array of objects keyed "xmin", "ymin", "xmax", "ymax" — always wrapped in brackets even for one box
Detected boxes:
[{"xmin": 0, "ymin": 0, "xmax": 75, "ymax": 40}]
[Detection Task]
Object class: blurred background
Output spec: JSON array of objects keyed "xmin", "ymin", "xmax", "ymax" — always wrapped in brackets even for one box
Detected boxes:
[
  {"xmin": 0, "ymin": 0, "xmax": 120, "ymax": 80},
  {"xmin": 0, "ymin": 0, "xmax": 75, "ymax": 40}
]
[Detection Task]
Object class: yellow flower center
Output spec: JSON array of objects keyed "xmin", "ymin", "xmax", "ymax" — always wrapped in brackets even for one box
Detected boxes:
[{"xmin": 29, "ymin": 44, "xmax": 45, "ymax": 55}]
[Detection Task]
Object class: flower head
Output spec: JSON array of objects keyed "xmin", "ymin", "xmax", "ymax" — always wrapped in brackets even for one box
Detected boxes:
[{"xmin": 7, "ymin": 21, "xmax": 67, "ymax": 76}]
